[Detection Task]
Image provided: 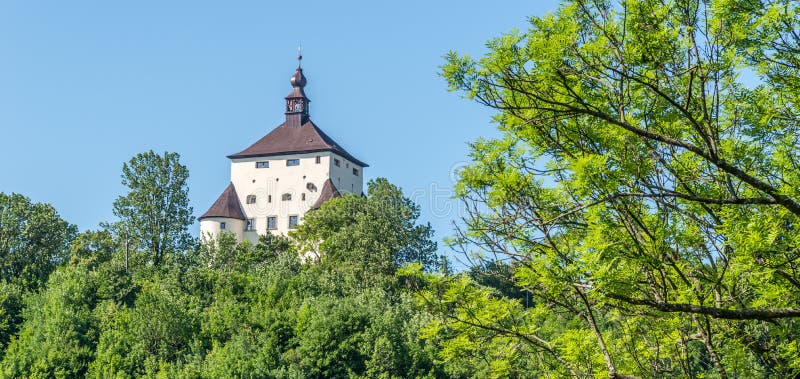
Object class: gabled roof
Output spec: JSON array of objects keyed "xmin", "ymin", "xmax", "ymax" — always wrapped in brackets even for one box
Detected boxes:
[
  {"xmin": 227, "ymin": 120, "xmax": 368, "ymax": 167},
  {"xmin": 310, "ymin": 179, "xmax": 342, "ymax": 210},
  {"xmin": 199, "ymin": 183, "xmax": 246, "ymax": 220}
]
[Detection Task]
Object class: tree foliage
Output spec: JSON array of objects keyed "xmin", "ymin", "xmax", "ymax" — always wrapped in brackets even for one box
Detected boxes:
[
  {"xmin": 0, "ymin": 192, "xmax": 77, "ymax": 290},
  {"xmin": 293, "ymin": 178, "xmax": 439, "ymax": 277},
  {"xmin": 0, "ymin": 163, "xmax": 443, "ymax": 377},
  {"xmin": 408, "ymin": 0, "xmax": 800, "ymax": 378},
  {"xmin": 112, "ymin": 150, "xmax": 194, "ymax": 267}
]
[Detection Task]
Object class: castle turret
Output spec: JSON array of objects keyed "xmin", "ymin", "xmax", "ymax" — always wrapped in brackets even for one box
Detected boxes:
[{"xmin": 199, "ymin": 183, "xmax": 247, "ymax": 241}]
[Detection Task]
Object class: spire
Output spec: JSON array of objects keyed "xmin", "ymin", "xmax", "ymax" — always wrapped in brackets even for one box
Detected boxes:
[
  {"xmin": 285, "ymin": 50, "xmax": 310, "ymax": 127},
  {"xmin": 297, "ymin": 45, "xmax": 302, "ymax": 68}
]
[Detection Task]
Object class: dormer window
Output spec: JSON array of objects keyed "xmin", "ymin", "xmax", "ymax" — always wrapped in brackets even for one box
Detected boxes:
[
  {"xmin": 287, "ymin": 159, "xmax": 300, "ymax": 166},
  {"xmin": 246, "ymin": 195, "xmax": 256, "ymax": 204},
  {"xmin": 282, "ymin": 193, "xmax": 292, "ymax": 201},
  {"xmin": 255, "ymin": 161, "xmax": 269, "ymax": 168}
]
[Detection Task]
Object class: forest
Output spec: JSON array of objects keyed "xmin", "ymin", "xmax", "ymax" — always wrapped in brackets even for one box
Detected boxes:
[{"xmin": 3, "ymin": 0, "xmax": 800, "ymax": 377}]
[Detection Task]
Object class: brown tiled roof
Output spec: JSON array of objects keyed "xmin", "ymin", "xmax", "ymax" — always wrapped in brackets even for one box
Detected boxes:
[
  {"xmin": 310, "ymin": 179, "xmax": 342, "ymax": 210},
  {"xmin": 227, "ymin": 120, "xmax": 368, "ymax": 167},
  {"xmin": 199, "ymin": 183, "xmax": 246, "ymax": 220}
]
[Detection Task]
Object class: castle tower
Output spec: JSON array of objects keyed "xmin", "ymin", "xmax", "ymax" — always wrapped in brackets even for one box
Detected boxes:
[{"xmin": 199, "ymin": 57, "xmax": 367, "ymax": 242}]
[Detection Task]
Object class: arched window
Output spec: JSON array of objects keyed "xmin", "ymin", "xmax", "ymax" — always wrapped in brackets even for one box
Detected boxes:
[
  {"xmin": 246, "ymin": 195, "xmax": 256, "ymax": 204},
  {"xmin": 282, "ymin": 193, "xmax": 292, "ymax": 201}
]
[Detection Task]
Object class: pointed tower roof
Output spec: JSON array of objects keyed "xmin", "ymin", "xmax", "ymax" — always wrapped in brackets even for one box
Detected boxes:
[
  {"xmin": 310, "ymin": 179, "xmax": 342, "ymax": 210},
  {"xmin": 227, "ymin": 59, "xmax": 367, "ymax": 167},
  {"xmin": 199, "ymin": 183, "xmax": 246, "ymax": 220}
]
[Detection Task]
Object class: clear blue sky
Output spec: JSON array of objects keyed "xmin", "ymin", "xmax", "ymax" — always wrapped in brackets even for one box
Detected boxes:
[{"xmin": 0, "ymin": 1, "xmax": 558, "ymax": 254}]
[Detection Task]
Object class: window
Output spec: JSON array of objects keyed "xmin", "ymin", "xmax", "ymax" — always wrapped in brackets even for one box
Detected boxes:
[
  {"xmin": 301, "ymin": 193, "xmax": 306, "ymax": 201},
  {"xmin": 286, "ymin": 159, "xmax": 300, "ymax": 166},
  {"xmin": 220, "ymin": 222, "xmax": 226, "ymax": 230},
  {"xmin": 352, "ymin": 168, "xmax": 359, "ymax": 176},
  {"xmin": 315, "ymin": 156, "xmax": 321, "ymax": 164},
  {"xmin": 246, "ymin": 195, "xmax": 256, "ymax": 204},
  {"xmin": 267, "ymin": 217, "xmax": 277, "ymax": 230},
  {"xmin": 256, "ymin": 161, "xmax": 269, "ymax": 168},
  {"xmin": 282, "ymin": 193, "xmax": 292, "ymax": 201},
  {"xmin": 268, "ymin": 195, "xmax": 272, "ymax": 203},
  {"xmin": 346, "ymin": 163, "xmax": 349, "ymax": 168},
  {"xmin": 334, "ymin": 158, "xmax": 341, "ymax": 167},
  {"xmin": 246, "ymin": 219, "xmax": 255, "ymax": 231},
  {"xmin": 306, "ymin": 183, "xmax": 317, "ymax": 192},
  {"xmin": 288, "ymin": 215, "xmax": 299, "ymax": 229}
]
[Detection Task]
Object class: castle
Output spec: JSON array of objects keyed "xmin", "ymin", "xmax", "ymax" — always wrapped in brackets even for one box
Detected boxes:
[{"xmin": 199, "ymin": 57, "xmax": 367, "ymax": 242}]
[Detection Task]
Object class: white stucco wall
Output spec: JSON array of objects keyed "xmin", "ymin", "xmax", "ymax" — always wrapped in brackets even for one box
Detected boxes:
[
  {"xmin": 201, "ymin": 149, "xmax": 365, "ymax": 243},
  {"xmin": 226, "ymin": 151, "xmax": 364, "ymax": 240},
  {"xmin": 200, "ymin": 217, "xmax": 245, "ymax": 242},
  {"xmin": 328, "ymin": 153, "xmax": 364, "ymax": 197}
]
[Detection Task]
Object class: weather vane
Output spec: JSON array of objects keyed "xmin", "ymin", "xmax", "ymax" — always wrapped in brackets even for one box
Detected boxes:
[{"xmin": 297, "ymin": 44, "xmax": 302, "ymax": 68}]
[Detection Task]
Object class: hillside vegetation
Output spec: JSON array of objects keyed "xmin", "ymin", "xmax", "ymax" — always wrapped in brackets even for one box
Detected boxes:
[
  {"xmin": 3, "ymin": 0, "xmax": 800, "ymax": 377},
  {"xmin": 0, "ymin": 173, "xmax": 444, "ymax": 378}
]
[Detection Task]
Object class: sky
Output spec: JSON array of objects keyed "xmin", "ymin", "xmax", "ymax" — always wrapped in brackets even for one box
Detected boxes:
[{"xmin": 0, "ymin": 1, "xmax": 559, "ymax": 258}]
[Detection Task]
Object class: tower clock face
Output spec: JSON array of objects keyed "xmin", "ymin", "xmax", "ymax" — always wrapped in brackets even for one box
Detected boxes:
[{"xmin": 287, "ymin": 100, "xmax": 305, "ymax": 113}]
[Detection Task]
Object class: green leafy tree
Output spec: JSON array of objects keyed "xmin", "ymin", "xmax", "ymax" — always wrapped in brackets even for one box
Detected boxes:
[
  {"xmin": 0, "ymin": 282, "xmax": 23, "ymax": 360},
  {"xmin": 0, "ymin": 230, "xmax": 135, "ymax": 377},
  {"xmin": 1, "ymin": 179, "xmax": 442, "ymax": 377},
  {"xmin": 0, "ymin": 192, "xmax": 77, "ymax": 290},
  {"xmin": 293, "ymin": 178, "xmax": 438, "ymax": 278},
  {"xmin": 410, "ymin": 0, "xmax": 800, "ymax": 377},
  {"xmin": 468, "ymin": 260, "xmax": 530, "ymax": 305},
  {"xmin": 198, "ymin": 232, "xmax": 293, "ymax": 271},
  {"xmin": 89, "ymin": 276, "xmax": 202, "ymax": 377},
  {"xmin": 112, "ymin": 151, "xmax": 194, "ymax": 267},
  {"xmin": 0, "ymin": 265, "xmax": 100, "ymax": 378},
  {"xmin": 286, "ymin": 289, "xmax": 440, "ymax": 379}
]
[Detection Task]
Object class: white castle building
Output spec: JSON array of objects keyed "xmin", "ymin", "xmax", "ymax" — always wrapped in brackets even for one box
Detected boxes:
[{"xmin": 199, "ymin": 58, "xmax": 367, "ymax": 242}]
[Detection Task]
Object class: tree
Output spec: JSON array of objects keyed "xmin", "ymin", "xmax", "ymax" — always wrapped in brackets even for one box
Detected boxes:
[
  {"xmin": 0, "ymin": 192, "xmax": 76, "ymax": 290},
  {"xmin": 412, "ymin": 0, "xmax": 800, "ymax": 377},
  {"xmin": 198, "ymin": 232, "xmax": 293, "ymax": 271},
  {"xmin": 0, "ymin": 265, "xmax": 100, "ymax": 378},
  {"xmin": 0, "ymin": 177, "xmax": 443, "ymax": 377},
  {"xmin": 112, "ymin": 151, "xmax": 194, "ymax": 267},
  {"xmin": 89, "ymin": 275, "xmax": 202, "ymax": 377},
  {"xmin": 292, "ymin": 178, "xmax": 438, "ymax": 277},
  {"xmin": 0, "ymin": 282, "xmax": 23, "ymax": 360}
]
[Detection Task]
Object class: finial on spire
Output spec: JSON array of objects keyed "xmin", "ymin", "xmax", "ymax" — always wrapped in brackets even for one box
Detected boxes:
[{"xmin": 297, "ymin": 44, "xmax": 302, "ymax": 68}]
